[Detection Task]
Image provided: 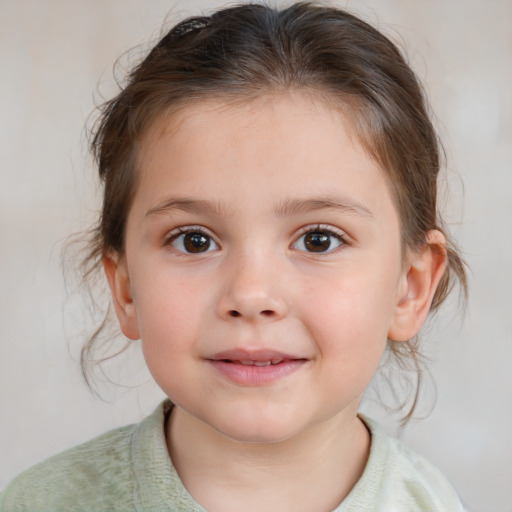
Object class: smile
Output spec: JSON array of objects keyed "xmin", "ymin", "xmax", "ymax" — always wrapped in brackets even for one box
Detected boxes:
[
  {"xmin": 208, "ymin": 350, "xmax": 307, "ymax": 385},
  {"xmin": 235, "ymin": 359, "xmax": 283, "ymax": 366}
]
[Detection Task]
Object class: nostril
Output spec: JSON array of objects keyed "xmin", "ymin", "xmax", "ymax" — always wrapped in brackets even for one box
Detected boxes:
[{"xmin": 228, "ymin": 309, "xmax": 275, "ymax": 318}]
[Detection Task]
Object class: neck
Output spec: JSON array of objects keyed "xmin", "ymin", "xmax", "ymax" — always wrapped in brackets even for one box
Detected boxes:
[{"xmin": 166, "ymin": 405, "xmax": 370, "ymax": 512}]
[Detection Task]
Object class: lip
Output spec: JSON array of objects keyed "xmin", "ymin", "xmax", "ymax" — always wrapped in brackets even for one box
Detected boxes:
[{"xmin": 208, "ymin": 349, "xmax": 308, "ymax": 386}]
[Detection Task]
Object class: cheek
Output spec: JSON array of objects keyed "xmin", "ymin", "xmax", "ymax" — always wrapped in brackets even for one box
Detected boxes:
[
  {"xmin": 131, "ymin": 273, "xmax": 205, "ymax": 370},
  {"xmin": 137, "ymin": 297, "xmax": 200, "ymax": 404},
  {"xmin": 302, "ymin": 267, "xmax": 398, "ymax": 327},
  {"xmin": 133, "ymin": 266, "xmax": 204, "ymax": 329},
  {"xmin": 298, "ymin": 270, "xmax": 397, "ymax": 366}
]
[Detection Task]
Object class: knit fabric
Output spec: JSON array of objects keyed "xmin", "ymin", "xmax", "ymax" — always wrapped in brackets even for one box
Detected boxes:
[{"xmin": 0, "ymin": 401, "xmax": 464, "ymax": 512}]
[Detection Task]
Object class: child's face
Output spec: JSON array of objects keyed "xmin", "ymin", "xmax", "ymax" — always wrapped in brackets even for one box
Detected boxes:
[{"xmin": 110, "ymin": 93, "xmax": 411, "ymax": 443}]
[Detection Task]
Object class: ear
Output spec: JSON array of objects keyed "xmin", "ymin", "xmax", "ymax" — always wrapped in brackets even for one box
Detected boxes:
[
  {"xmin": 103, "ymin": 252, "xmax": 140, "ymax": 340},
  {"xmin": 388, "ymin": 230, "xmax": 448, "ymax": 342}
]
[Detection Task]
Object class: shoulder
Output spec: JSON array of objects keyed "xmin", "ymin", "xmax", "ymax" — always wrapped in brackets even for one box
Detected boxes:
[
  {"xmin": 0, "ymin": 422, "xmax": 136, "ymax": 512},
  {"xmin": 339, "ymin": 415, "xmax": 466, "ymax": 512},
  {"xmin": 0, "ymin": 401, "xmax": 174, "ymax": 512}
]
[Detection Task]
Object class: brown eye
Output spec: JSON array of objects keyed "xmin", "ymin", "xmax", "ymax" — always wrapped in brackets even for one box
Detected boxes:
[
  {"xmin": 293, "ymin": 229, "xmax": 344, "ymax": 253},
  {"xmin": 183, "ymin": 232, "xmax": 210, "ymax": 253},
  {"xmin": 169, "ymin": 229, "xmax": 219, "ymax": 254},
  {"xmin": 304, "ymin": 232, "xmax": 331, "ymax": 252}
]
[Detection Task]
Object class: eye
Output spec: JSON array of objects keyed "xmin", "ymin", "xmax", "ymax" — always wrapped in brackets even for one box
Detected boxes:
[
  {"xmin": 167, "ymin": 228, "xmax": 219, "ymax": 254},
  {"xmin": 293, "ymin": 227, "xmax": 345, "ymax": 253}
]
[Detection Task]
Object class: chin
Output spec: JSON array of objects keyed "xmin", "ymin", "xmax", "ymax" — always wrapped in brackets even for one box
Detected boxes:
[
  {"xmin": 220, "ymin": 427, "xmax": 297, "ymax": 445},
  {"xmin": 211, "ymin": 413, "xmax": 305, "ymax": 445}
]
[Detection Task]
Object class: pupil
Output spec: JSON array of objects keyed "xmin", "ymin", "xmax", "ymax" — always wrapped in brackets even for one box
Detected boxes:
[
  {"xmin": 184, "ymin": 232, "xmax": 210, "ymax": 253},
  {"xmin": 304, "ymin": 232, "xmax": 331, "ymax": 252}
]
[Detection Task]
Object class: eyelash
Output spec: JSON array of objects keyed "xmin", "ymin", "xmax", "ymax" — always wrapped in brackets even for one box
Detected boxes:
[
  {"xmin": 292, "ymin": 224, "xmax": 348, "ymax": 254},
  {"xmin": 164, "ymin": 226, "xmax": 219, "ymax": 254},
  {"xmin": 163, "ymin": 224, "xmax": 348, "ymax": 255}
]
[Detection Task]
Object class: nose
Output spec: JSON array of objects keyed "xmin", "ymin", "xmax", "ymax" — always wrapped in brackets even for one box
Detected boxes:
[{"xmin": 216, "ymin": 254, "xmax": 289, "ymax": 322}]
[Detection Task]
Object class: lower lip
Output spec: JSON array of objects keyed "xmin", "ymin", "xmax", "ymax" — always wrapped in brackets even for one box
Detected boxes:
[{"xmin": 208, "ymin": 360, "xmax": 306, "ymax": 385}]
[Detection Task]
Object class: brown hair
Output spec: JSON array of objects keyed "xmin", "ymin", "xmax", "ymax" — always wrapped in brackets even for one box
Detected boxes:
[{"xmin": 81, "ymin": 1, "xmax": 467, "ymax": 419}]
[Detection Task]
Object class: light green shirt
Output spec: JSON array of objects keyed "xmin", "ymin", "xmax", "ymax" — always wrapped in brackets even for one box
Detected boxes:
[{"xmin": 0, "ymin": 401, "xmax": 465, "ymax": 511}]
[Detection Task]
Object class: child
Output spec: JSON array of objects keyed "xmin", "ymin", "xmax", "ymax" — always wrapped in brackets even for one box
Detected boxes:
[{"xmin": 0, "ymin": 2, "xmax": 467, "ymax": 511}]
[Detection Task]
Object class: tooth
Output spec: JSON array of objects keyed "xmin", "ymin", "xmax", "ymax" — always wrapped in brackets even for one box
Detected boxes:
[
  {"xmin": 271, "ymin": 359, "xmax": 283, "ymax": 365},
  {"xmin": 240, "ymin": 360, "xmax": 254, "ymax": 366},
  {"xmin": 254, "ymin": 361, "xmax": 272, "ymax": 367}
]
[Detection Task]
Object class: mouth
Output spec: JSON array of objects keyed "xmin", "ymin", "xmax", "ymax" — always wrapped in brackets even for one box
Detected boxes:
[
  {"xmin": 208, "ymin": 349, "xmax": 307, "ymax": 385},
  {"xmin": 220, "ymin": 358, "xmax": 285, "ymax": 366}
]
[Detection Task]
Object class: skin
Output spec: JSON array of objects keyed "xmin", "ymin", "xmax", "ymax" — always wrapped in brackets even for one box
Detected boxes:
[{"xmin": 104, "ymin": 92, "xmax": 447, "ymax": 512}]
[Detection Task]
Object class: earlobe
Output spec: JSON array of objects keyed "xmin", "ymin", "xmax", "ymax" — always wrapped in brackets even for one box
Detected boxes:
[
  {"xmin": 388, "ymin": 230, "xmax": 448, "ymax": 342},
  {"xmin": 103, "ymin": 253, "xmax": 140, "ymax": 340}
]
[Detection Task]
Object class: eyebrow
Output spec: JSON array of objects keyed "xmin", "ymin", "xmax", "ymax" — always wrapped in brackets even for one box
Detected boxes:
[
  {"xmin": 274, "ymin": 195, "xmax": 374, "ymax": 219},
  {"xmin": 145, "ymin": 194, "xmax": 373, "ymax": 219},
  {"xmin": 146, "ymin": 197, "xmax": 232, "ymax": 218}
]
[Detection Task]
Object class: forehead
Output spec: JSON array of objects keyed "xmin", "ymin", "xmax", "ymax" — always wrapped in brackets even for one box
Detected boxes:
[
  {"xmin": 141, "ymin": 91, "xmax": 363, "ymax": 157},
  {"xmin": 134, "ymin": 92, "xmax": 397, "ymax": 222}
]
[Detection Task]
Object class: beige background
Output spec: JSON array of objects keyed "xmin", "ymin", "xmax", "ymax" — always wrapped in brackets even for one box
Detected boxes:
[{"xmin": 1, "ymin": 1, "xmax": 511, "ymax": 511}]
